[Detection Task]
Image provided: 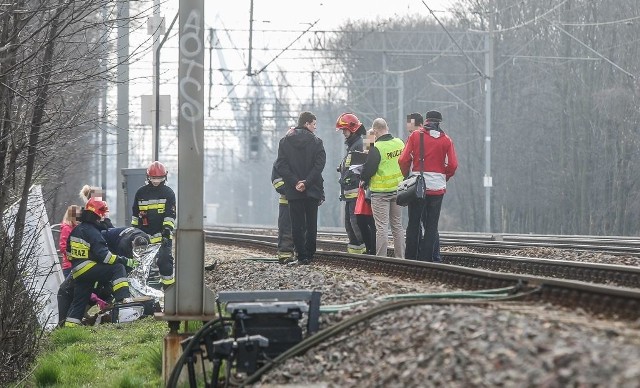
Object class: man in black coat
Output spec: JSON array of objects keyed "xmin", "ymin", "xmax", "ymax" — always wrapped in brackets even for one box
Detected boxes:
[{"xmin": 274, "ymin": 111, "xmax": 326, "ymax": 264}]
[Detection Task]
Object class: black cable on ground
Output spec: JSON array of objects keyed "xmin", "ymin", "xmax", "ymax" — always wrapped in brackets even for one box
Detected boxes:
[
  {"xmin": 238, "ymin": 287, "xmax": 540, "ymax": 386},
  {"xmin": 167, "ymin": 317, "xmax": 233, "ymax": 388}
]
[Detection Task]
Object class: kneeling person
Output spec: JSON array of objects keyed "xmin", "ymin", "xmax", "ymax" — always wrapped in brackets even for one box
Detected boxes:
[
  {"xmin": 64, "ymin": 198, "xmax": 138, "ymax": 327},
  {"xmin": 102, "ymin": 226, "xmax": 151, "ymax": 264}
]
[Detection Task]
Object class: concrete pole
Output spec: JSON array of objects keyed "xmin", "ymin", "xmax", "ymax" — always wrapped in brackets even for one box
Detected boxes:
[
  {"xmin": 483, "ymin": 10, "xmax": 494, "ymax": 233},
  {"xmin": 100, "ymin": 6, "xmax": 108, "ymax": 193},
  {"xmin": 397, "ymin": 72, "xmax": 404, "ymax": 138},
  {"xmin": 247, "ymin": 0, "xmax": 254, "ymax": 76},
  {"xmin": 162, "ymin": 0, "xmax": 215, "ymax": 318},
  {"xmin": 152, "ymin": 0, "xmax": 160, "ymax": 161},
  {"xmin": 382, "ymin": 52, "xmax": 387, "ymax": 119},
  {"xmin": 116, "ymin": 0, "xmax": 129, "ymax": 226},
  {"xmin": 161, "ymin": 1, "xmax": 216, "ymax": 380}
]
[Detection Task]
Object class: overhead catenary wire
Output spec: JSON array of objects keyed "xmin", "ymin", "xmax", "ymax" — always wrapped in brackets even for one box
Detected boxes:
[
  {"xmin": 421, "ymin": 0, "xmax": 486, "ymax": 79},
  {"xmin": 558, "ymin": 14, "xmax": 640, "ymax": 27},
  {"xmin": 481, "ymin": 0, "xmax": 569, "ymax": 33},
  {"xmin": 252, "ymin": 19, "xmax": 319, "ymax": 76},
  {"xmin": 543, "ymin": 17, "xmax": 635, "ymax": 79}
]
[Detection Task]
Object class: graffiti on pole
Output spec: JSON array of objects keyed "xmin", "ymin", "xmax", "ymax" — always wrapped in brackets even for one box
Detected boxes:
[{"xmin": 179, "ymin": 9, "xmax": 204, "ymax": 155}]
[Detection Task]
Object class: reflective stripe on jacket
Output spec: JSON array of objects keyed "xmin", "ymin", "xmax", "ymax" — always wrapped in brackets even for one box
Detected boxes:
[{"xmin": 68, "ymin": 222, "xmax": 118, "ymax": 279}]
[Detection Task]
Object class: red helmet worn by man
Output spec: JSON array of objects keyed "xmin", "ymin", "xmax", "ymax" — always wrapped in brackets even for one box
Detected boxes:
[
  {"xmin": 85, "ymin": 198, "xmax": 109, "ymax": 218},
  {"xmin": 147, "ymin": 161, "xmax": 167, "ymax": 178},
  {"xmin": 335, "ymin": 113, "xmax": 362, "ymax": 133},
  {"xmin": 147, "ymin": 161, "xmax": 168, "ymax": 185}
]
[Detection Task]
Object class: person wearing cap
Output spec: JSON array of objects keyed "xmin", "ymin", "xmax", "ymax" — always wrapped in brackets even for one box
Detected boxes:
[
  {"xmin": 398, "ymin": 110, "xmax": 458, "ymax": 262},
  {"xmin": 335, "ymin": 112, "xmax": 368, "ymax": 254},
  {"xmin": 405, "ymin": 112, "xmax": 442, "ymax": 261},
  {"xmin": 361, "ymin": 118, "xmax": 406, "ymax": 258},
  {"xmin": 274, "ymin": 111, "xmax": 326, "ymax": 264}
]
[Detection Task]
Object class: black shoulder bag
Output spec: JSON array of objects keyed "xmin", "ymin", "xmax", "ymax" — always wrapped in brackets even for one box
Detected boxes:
[{"xmin": 396, "ymin": 131, "xmax": 426, "ymax": 206}]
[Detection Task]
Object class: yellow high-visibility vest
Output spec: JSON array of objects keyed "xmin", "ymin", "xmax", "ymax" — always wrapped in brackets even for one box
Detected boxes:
[{"xmin": 369, "ymin": 137, "xmax": 405, "ymax": 193}]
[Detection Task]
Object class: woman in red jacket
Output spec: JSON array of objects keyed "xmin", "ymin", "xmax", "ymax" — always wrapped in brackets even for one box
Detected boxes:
[
  {"xmin": 398, "ymin": 110, "xmax": 458, "ymax": 262},
  {"xmin": 58, "ymin": 205, "xmax": 81, "ymax": 277}
]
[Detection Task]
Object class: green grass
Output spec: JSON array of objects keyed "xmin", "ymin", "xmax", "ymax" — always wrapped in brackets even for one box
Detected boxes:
[{"xmin": 21, "ymin": 318, "xmax": 168, "ymax": 388}]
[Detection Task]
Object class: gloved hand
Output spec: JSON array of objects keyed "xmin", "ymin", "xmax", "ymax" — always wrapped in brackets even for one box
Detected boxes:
[
  {"xmin": 162, "ymin": 227, "xmax": 172, "ymax": 239},
  {"xmin": 90, "ymin": 293, "xmax": 109, "ymax": 310},
  {"xmin": 117, "ymin": 256, "xmax": 139, "ymax": 268}
]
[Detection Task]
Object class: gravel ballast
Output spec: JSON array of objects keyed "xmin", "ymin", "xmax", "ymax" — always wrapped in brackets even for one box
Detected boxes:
[{"xmin": 203, "ymin": 242, "xmax": 640, "ymax": 387}]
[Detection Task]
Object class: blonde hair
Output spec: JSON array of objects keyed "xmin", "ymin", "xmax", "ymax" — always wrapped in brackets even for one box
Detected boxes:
[
  {"xmin": 79, "ymin": 185, "xmax": 103, "ymax": 204},
  {"xmin": 62, "ymin": 205, "xmax": 81, "ymax": 226}
]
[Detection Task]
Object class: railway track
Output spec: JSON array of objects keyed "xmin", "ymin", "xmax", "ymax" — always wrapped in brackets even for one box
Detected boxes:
[
  {"xmin": 208, "ymin": 225, "xmax": 640, "ymax": 256},
  {"xmin": 205, "ymin": 229, "xmax": 640, "ymax": 320}
]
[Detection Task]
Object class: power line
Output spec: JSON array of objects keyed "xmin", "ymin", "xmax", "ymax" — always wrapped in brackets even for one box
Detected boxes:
[
  {"xmin": 559, "ymin": 15, "xmax": 640, "ymax": 27},
  {"xmin": 421, "ymin": 0, "xmax": 485, "ymax": 78},
  {"xmin": 544, "ymin": 17, "xmax": 635, "ymax": 79}
]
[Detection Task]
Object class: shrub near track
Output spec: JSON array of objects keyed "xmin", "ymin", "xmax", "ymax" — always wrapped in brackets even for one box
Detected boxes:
[{"xmin": 17, "ymin": 319, "xmax": 167, "ymax": 388}]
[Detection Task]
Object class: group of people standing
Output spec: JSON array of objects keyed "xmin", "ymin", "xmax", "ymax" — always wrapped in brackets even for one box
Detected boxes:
[
  {"xmin": 272, "ymin": 109, "xmax": 457, "ymax": 264},
  {"xmin": 57, "ymin": 161, "xmax": 176, "ymax": 327}
]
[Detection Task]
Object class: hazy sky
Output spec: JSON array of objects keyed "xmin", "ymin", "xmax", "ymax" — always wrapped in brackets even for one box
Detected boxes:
[{"xmin": 211, "ymin": 0, "xmax": 456, "ymax": 30}]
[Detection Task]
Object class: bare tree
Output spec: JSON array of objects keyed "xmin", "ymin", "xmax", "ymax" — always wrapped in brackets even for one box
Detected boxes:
[
  {"xmin": 0, "ymin": 1, "xmax": 149, "ymax": 383},
  {"xmin": 325, "ymin": 0, "xmax": 640, "ymax": 235}
]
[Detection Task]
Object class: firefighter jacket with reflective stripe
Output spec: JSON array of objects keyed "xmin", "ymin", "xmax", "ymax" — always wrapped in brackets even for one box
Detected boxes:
[
  {"xmin": 362, "ymin": 134, "xmax": 405, "ymax": 193},
  {"xmin": 338, "ymin": 134, "xmax": 364, "ymax": 201},
  {"xmin": 102, "ymin": 226, "xmax": 150, "ymax": 258},
  {"xmin": 67, "ymin": 221, "xmax": 119, "ymax": 278},
  {"xmin": 271, "ymin": 163, "xmax": 289, "ymax": 205},
  {"xmin": 131, "ymin": 183, "xmax": 176, "ymax": 243}
]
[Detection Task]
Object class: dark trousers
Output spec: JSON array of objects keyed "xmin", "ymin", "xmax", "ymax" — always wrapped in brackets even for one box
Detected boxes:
[
  {"xmin": 356, "ymin": 214, "xmax": 376, "ymax": 255},
  {"xmin": 58, "ymin": 274, "xmax": 113, "ymax": 326},
  {"xmin": 157, "ymin": 239, "xmax": 175, "ymax": 285},
  {"xmin": 344, "ymin": 201, "xmax": 364, "ymax": 246},
  {"xmin": 66, "ymin": 263, "xmax": 130, "ymax": 325},
  {"xmin": 288, "ymin": 197, "xmax": 319, "ymax": 262},
  {"xmin": 278, "ymin": 203, "xmax": 294, "ymax": 254},
  {"xmin": 405, "ymin": 194, "xmax": 443, "ymax": 262},
  {"xmin": 57, "ymin": 274, "xmax": 74, "ymax": 325}
]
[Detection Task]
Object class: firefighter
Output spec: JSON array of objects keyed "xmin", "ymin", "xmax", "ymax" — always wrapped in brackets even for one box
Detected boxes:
[
  {"xmin": 102, "ymin": 226, "xmax": 151, "ymax": 260},
  {"xmin": 131, "ymin": 161, "xmax": 176, "ymax": 289},
  {"xmin": 64, "ymin": 198, "xmax": 137, "ymax": 327},
  {"xmin": 58, "ymin": 227, "xmax": 150, "ymax": 326},
  {"xmin": 336, "ymin": 112, "xmax": 367, "ymax": 254},
  {"xmin": 271, "ymin": 161, "xmax": 295, "ymax": 263}
]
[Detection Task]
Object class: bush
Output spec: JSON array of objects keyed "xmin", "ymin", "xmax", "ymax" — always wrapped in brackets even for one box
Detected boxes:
[{"xmin": 0, "ymin": 234, "xmax": 45, "ymax": 385}]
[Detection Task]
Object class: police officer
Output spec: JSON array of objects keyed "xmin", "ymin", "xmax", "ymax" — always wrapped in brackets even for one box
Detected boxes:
[
  {"xmin": 360, "ymin": 118, "xmax": 405, "ymax": 258},
  {"xmin": 131, "ymin": 161, "xmax": 175, "ymax": 289}
]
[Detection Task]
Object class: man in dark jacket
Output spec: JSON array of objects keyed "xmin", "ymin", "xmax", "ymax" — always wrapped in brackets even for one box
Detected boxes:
[{"xmin": 274, "ymin": 111, "xmax": 326, "ymax": 264}]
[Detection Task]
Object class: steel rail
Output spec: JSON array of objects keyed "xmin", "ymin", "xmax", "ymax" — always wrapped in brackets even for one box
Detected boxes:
[
  {"xmin": 207, "ymin": 226, "xmax": 640, "ymax": 256},
  {"xmin": 205, "ymin": 231, "xmax": 640, "ymax": 320}
]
